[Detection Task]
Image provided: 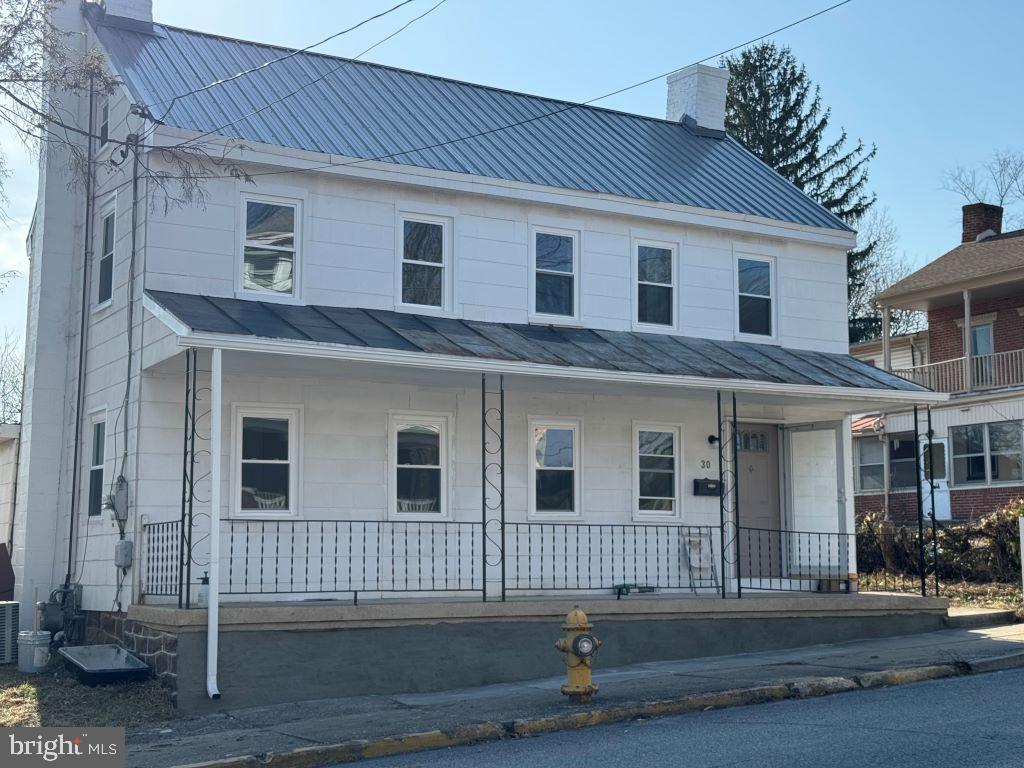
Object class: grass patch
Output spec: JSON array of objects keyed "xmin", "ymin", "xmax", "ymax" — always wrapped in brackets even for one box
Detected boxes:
[
  {"xmin": 860, "ymin": 574, "xmax": 1023, "ymax": 621},
  {"xmin": 0, "ymin": 659, "xmax": 176, "ymax": 727}
]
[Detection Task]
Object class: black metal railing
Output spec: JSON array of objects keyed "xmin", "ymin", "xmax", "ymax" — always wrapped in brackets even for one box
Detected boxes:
[
  {"xmin": 738, "ymin": 527, "xmax": 854, "ymax": 593},
  {"xmin": 142, "ymin": 520, "xmax": 182, "ymax": 597},
  {"xmin": 503, "ymin": 522, "xmax": 720, "ymax": 594}
]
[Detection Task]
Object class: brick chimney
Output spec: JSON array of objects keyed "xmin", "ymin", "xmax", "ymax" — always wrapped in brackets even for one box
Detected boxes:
[
  {"xmin": 666, "ymin": 64, "xmax": 729, "ymax": 137},
  {"xmin": 962, "ymin": 203, "xmax": 1003, "ymax": 243}
]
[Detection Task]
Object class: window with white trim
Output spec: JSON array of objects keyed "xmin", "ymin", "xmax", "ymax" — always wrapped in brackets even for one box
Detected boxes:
[
  {"xmin": 634, "ymin": 424, "xmax": 680, "ymax": 518},
  {"xmin": 533, "ymin": 228, "xmax": 577, "ymax": 319},
  {"xmin": 97, "ymin": 208, "xmax": 114, "ymax": 306},
  {"xmin": 391, "ymin": 414, "xmax": 447, "ymax": 516},
  {"xmin": 951, "ymin": 421, "xmax": 1024, "ymax": 486},
  {"xmin": 636, "ymin": 242, "xmax": 675, "ymax": 327},
  {"xmin": 242, "ymin": 198, "xmax": 297, "ymax": 296},
  {"xmin": 737, "ymin": 255, "xmax": 773, "ymax": 336},
  {"xmin": 235, "ymin": 407, "xmax": 300, "ymax": 516},
  {"xmin": 854, "ymin": 433, "xmax": 917, "ymax": 492},
  {"xmin": 530, "ymin": 419, "xmax": 581, "ymax": 517},
  {"xmin": 400, "ymin": 216, "xmax": 447, "ymax": 309},
  {"xmin": 87, "ymin": 418, "xmax": 105, "ymax": 516},
  {"xmin": 98, "ymin": 98, "xmax": 109, "ymax": 146}
]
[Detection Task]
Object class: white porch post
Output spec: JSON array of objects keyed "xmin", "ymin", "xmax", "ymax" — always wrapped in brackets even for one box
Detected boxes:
[
  {"xmin": 881, "ymin": 305, "xmax": 892, "ymax": 371},
  {"xmin": 206, "ymin": 348, "xmax": 222, "ymax": 700},
  {"xmin": 963, "ymin": 289, "xmax": 973, "ymax": 392}
]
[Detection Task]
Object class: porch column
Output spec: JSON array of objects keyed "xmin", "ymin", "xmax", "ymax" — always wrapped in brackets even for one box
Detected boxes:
[
  {"xmin": 206, "ymin": 348, "xmax": 222, "ymax": 700},
  {"xmin": 962, "ymin": 289, "xmax": 973, "ymax": 392},
  {"xmin": 881, "ymin": 305, "xmax": 892, "ymax": 371}
]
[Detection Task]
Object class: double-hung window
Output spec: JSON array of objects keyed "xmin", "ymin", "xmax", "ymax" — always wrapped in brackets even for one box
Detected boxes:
[
  {"xmin": 887, "ymin": 433, "xmax": 917, "ymax": 490},
  {"xmin": 737, "ymin": 255, "xmax": 773, "ymax": 337},
  {"xmin": 98, "ymin": 98, "xmax": 110, "ymax": 147},
  {"xmin": 243, "ymin": 198, "xmax": 297, "ymax": 296},
  {"xmin": 634, "ymin": 424, "xmax": 680, "ymax": 518},
  {"xmin": 854, "ymin": 433, "xmax": 917, "ymax": 492},
  {"xmin": 636, "ymin": 242, "xmax": 675, "ymax": 328},
  {"xmin": 855, "ymin": 438, "xmax": 884, "ymax": 492},
  {"xmin": 951, "ymin": 421, "xmax": 1024, "ymax": 485},
  {"xmin": 97, "ymin": 208, "xmax": 114, "ymax": 306},
  {"xmin": 87, "ymin": 418, "xmax": 105, "ymax": 517},
  {"xmin": 236, "ymin": 407, "xmax": 300, "ymax": 516},
  {"xmin": 533, "ymin": 228, "xmax": 577, "ymax": 320},
  {"xmin": 529, "ymin": 419, "xmax": 580, "ymax": 517},
  {"xmin": 400, "ymin": 217, "xmax": 447, "ymax": 309},
  {"xmin": 391, "ymin": 414, "xmax": 447, "ymax": 516}
]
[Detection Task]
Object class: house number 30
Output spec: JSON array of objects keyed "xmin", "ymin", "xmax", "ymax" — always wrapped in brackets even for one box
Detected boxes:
[{"xmin": 699, "ymin": 459, "xmax": 712, "ymax": 470}]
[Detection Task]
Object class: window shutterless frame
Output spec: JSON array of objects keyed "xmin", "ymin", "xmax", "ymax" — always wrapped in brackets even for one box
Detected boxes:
[
  {"xmin": 734, "ymin": 251, "xmax": 776, "ymax": 340},
  {"xmin": 388, "ymin": 412, "xmax": 450, "ymax": 520},
  {"xmin": 231, "ymin": 404, "xmax": 302, "ymax": 518},
  {"xmin": 87, "ymin": 414, "xmax": 106, "ymax": 517},
  {"xmin": 528, "ymin": 417, "xmax": 582, "ymax": 519},
  {"xmin": 397, "ymin": 213, "xmax": 451, "ymax": 313},
  {"xmin": 633, "ymin": 240, "xmax": 677, "ymax": 331},
  {"xmin": 632, "ymin": 422, "xmax": 682, "ymax": 520},
  {"xmin": 96, "ymin": 204, "xmax": 115, "ymax": 308},
  {"xmin": 950, "ymin": 421, "xmax": 1024, "ymax": 487},
  {"xmin": 238, "ymin": 193, "xmax": 301, "ymax": 301},
  {"xmin": 530, "ymin": 226, "xmax": 580, "ymax": 323},
  {"xmin": 98, "ymin": 98, "xmax": 109, "ymax": 147}
]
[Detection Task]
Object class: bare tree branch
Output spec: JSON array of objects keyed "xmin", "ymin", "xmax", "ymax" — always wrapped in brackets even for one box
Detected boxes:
[
  {"xmin": 0, "ymin": 330, "xmax": 22, "ymax": 424},
  {"xmin": 942, "ymin": 150, "xmax": 1024, "ymax": 208}
]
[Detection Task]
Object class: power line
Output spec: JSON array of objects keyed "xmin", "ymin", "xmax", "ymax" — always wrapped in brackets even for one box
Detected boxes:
[{"xmin": 157, "ymin": 0, "xmax": 854, "ymax": 181}]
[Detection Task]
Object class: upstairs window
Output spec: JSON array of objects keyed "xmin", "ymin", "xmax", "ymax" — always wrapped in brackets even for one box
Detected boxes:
[
  {"xmin": 533, "ymin": 229, "xmax": 577, "ymax": 320},
  {"xmin": 98, "ymin": 98, "xmax": 110, "ymax": 146},
  {"xmin": 243, "ymin": 198, "xmax": 297, "ymax": 296},
  {"xmin": 391, "ymin": 414, "xmax": 447, "ymax": 516},
  {"xmin": 88, "ymin": 418, "xmax": 105, "ymax": 516},
  {"xmin": 636, "ymin": 242, "xmax": 674, "ymax": 327},
  {"xmin": 97, "ymin": 209, "xmax": 114, "ymax": 306},
  {"xmin": 737, "ymin": 256, "xmax": 773, "ymax": 337},
  {"xmin": 530, "ymin": 419, "xmax": 580, "ymax": 517},
  {"xmin": 401, "ymin": 217, "xmax": 447, "ymax": 309}
]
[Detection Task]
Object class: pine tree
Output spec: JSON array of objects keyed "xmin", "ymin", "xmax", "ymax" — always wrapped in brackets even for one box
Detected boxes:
[{"xmin": 722, "ymin": 43, "xmax": 878, "ymax": 342}]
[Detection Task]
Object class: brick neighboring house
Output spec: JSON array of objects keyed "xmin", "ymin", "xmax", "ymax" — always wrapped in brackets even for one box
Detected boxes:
[{"xmin": 850, "ymin": 203, "xmax": 1024, "ymax": 523}]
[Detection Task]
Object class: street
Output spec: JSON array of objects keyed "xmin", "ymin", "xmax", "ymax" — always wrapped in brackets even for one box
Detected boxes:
[{"xmin": 361, "ymin": 668, "xmax": 1024, "ymax": 768}]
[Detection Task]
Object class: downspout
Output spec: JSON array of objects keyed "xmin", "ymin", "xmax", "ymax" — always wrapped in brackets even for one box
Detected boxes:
[{"xmin": 206, "ymin": 347, "xmax": 222, "ymax": 700}]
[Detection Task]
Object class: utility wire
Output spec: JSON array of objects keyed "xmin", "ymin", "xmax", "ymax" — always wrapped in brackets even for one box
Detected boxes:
[{"xmin": 156, "ymin": 0, "xmax": 854, "ymax": 180}]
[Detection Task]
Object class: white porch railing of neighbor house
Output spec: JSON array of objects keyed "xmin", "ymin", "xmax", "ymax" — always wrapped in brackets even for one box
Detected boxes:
[
  {"xmin": 141, "ymin": 519, "xmax": 874, "ymax": 604},
  {"xmin": 893, "ymin": 349, "xmax": 1024, "ymax": 393}
]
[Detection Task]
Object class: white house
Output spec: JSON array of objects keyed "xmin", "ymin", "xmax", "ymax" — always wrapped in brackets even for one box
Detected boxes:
[{"xmin": 10, "ymin": 0, "xmax": 945, "ymax": 707}]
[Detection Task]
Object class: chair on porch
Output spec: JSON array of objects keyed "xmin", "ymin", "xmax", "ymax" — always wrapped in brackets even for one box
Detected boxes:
[{"xmin": 682, "ymin": 528, "xmax": 718, "ymax": 593}]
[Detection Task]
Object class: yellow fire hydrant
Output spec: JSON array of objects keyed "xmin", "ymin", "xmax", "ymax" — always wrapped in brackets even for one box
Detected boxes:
[{"xmin": 555, "ymin": 606, "xmax": 601, "ymax": 703}]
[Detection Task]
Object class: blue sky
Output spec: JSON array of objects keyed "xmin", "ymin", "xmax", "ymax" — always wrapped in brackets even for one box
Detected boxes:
[{"xmin": 1, "ymin": 0, "xmax": 1022, "ymax": 338}]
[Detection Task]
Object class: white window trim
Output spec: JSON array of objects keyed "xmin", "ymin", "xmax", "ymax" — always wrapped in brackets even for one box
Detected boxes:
[
  {"xmin": 527, "ymin": 416, "xmax": 583, "ymax": 520},
  {"xmin": 236, "ymin": 193, "xmax": 303, "ymax": 303},
  {"xmin": 93, "ymin": 197, "xmax": 116, "ymax": 313},
  {"xmin": 395, "ymin": 212, "xmax": 454, "ymax": 315},
  {"xmin": 951, "ymin": 421, "xmax": 1024, "ymax": 488},
  {"xmin": 632, "ymin": 421, "xmax": 683, "ymax": 521},
  {"xmin": 529, "ymin": 226, "xmax": 581, "ymax": 325},
  {"xmin": 387, "ymin": 411, "xmax": 452, "ymax": 520},
  {"xmin": 734, "ymin": 249, "xmax": 778, "ymax": 342},
  {"xmin": 86, "ymin": 408, "xmax": 107, "ymax": 518},
  {"xmin": 231, "ymin": 404, "xmax": 303, "ymax": 519},
  {"xmin": 98, "ymin": 98, "xmax": 110, "ymax": 147},
  {"xmin": 631, "ymin": 238, "xmax": 678, "ymax": 333}
]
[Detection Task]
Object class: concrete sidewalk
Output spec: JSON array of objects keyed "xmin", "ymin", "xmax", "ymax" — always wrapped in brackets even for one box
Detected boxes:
[{"xmin": 128, "ymin": 620, "xmax": 1024, "ymax": 768}]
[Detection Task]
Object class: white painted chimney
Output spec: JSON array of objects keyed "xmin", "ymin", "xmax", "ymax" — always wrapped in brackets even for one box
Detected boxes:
[
  {"xmin": 666, "ymin": 64, "xmax": 729, "ymax": 136},
  {"xmin": 103, "ymin": 0, "xmax": 153, "ymax": 23}
]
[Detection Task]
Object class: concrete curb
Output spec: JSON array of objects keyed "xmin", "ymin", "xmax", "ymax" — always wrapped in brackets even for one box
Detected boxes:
[{"xmin": 171, "ymin": 655, "xmax": 1024, "ymax": 768}]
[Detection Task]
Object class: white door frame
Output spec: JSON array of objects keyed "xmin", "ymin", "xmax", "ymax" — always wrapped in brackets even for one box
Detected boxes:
[{"xmin": 921, "ymin": 435, "xmax": 951, "ymax": 521}]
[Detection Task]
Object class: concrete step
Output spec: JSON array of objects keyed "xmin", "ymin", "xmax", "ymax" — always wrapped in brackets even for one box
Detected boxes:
[{"xmin": 945, "ymin": 607, "xmax": 1017, "ymax": 629}]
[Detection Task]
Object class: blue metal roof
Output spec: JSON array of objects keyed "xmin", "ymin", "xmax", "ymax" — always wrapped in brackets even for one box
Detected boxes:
[
  {"xmin": 147, "ymin": 290, "xmax": 924, "ymax": 392},
  {"xmin": 93, "ymin": 17, "xmax": 851, "ymax": 233}
]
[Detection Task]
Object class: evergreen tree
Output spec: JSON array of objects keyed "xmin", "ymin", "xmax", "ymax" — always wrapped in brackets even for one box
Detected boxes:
[{"xmin": 722, "ymin": 43, "xmax": 878, "ymax": 342}]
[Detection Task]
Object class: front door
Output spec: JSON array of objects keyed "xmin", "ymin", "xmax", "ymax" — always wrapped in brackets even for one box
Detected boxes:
[
  {"xmin": 737, "ymin": 423, "xmax": 781, "ymax": 577},
  {"xmin": 921, "ymin": 437, "xmax": 951, "ymax": 521}
]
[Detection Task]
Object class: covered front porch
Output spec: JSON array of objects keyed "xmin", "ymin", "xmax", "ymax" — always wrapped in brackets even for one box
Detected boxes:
[{"xmin": 137, "ymin": 292, "xmax": 939, "ymax": 610}]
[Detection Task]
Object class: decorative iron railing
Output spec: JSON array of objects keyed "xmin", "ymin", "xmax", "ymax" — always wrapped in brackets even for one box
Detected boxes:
[{"xmin": 737, "ymin": 527, "xmax": 854, "ymax": 593}]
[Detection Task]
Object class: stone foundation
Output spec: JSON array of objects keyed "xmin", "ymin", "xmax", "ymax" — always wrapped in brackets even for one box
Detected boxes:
[{"xmin": 84, "ymin": 611, "xmax": 179, "ymax": 699}]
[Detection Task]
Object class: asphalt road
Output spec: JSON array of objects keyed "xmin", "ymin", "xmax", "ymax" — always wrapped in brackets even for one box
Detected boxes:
[{"xmin": 359, "ymin": 668, "xmax": 1024, "ymax": 768}]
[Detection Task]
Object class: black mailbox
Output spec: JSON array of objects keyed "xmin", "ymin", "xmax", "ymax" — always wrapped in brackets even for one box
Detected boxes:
[{"xmin": 693, "ymin": 478, "xmax": 722, "ymax": 497}]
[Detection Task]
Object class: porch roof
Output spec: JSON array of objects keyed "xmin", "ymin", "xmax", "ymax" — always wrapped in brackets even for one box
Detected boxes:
[{"xmin": 145, "ymin": 291, "xmax": 932, "ymax": 399}]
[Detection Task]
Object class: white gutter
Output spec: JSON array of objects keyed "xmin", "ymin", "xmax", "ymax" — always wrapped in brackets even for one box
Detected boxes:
[{"xmin": 206, "ymin": 347, "xmax": 222, "ymax": 700}]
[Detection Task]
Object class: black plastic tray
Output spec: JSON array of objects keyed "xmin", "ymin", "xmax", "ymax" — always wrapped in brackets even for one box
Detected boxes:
[{"xmin": 58, "ymin": 644, "xmax": 151, "ymax": 686}]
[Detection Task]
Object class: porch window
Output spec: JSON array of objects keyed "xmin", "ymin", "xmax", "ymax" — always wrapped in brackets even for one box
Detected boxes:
[
  {"xmin": 636, "ymin": 242, "xmax": 674, "ymax": 328},
  {"xmin": 533, "ymin": 228, "xmax": 577, "ymax": 320},
  {"xmin": 634, "ymin": 424, "xmax": 680, "ymax": 518},
  {"xmin": 97, "ymin": 208, "xmax": 114, "ymax": 306},
  {"xmin": 391, "ymin": 414, "xmax": 447, "ymax": 516},
  {"xmin": 243, "ymin": 198, "xmax": 297, "ymax": 295},
  {"xmin": 88, "ymin": 418, "xmax": 105, "ymax": 516},
  {"xmin": 235, "ymin": 407, "xmax": 300, "ymax": 516},
  {"xmin": 737, "ymin": 256, "xmax": 773, "ymax": 337},
  {"xmin": 530, "ymin": 419, "xmax": 580, "ymax": 517},
  {"xmin": 951, "ymin": 421, "xmax": 1023, "ymax": 486},
  {"xmin": 401, "ymin": 217, "xmax": 447, "ymax": 309}
]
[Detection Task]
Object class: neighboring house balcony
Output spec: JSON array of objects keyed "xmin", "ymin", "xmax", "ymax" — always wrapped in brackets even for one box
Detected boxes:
[{"xmin": 893, "ymin": 347, "xmax": 1024, "ymax": 394}]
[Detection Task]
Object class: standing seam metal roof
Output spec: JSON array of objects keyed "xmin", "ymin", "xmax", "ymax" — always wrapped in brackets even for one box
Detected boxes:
[{"xmin": 91, "ymin": 16, "xmax": 851, "ymax": 233}]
